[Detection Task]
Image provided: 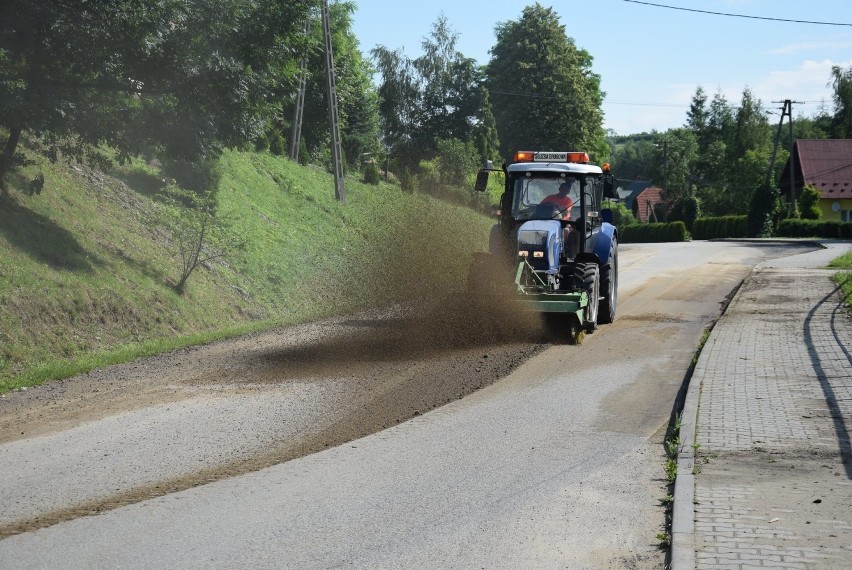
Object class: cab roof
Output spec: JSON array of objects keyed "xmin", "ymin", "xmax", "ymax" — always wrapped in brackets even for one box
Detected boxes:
[{"xmin": 507, "ymin": 161, "xmax": 603, "ymax": 175}]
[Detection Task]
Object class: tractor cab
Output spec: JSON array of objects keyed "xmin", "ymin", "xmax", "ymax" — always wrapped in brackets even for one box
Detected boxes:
[
  {"xmin": 475, "ymin": 151, "xmax": 617, "ymax": 265},
  {"xmin": 472, "ymin": 151, "xmax": 620, "ymax": 341}
]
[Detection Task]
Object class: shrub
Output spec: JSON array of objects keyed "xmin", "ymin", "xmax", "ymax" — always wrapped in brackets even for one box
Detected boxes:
[
  {"xmin": 798, "ymin": 185, "xmax": 822, "ymax": 220},
  {"xmin": 399, "ymin": 169, "xmax": 417, "ymax": 193},
  {"xmin": 692, "ymin": 216, "xmax": 748, "ymax": 240},
  {"xmin": 747, "ymin": 182, "xmax": 781, "ymax": 237},
  {"xmin": 602, "ymin": 199, "xmax": 636, "ymax": 227},
  {"xmin": 669, "ymin": 196, "xmax": 700, "ymax": 231},
  {"xmin": 297, "ymin": 138, "xmax": 310, "ymax": 166},
  {"xmin": 363, "ymin": 161, "xmax": 380, "ymax": 185},
  {"xmin": 777, "ymin": 219, "xmax": 852, "ymax": 238},
  {"xmin": 620, "ymin": 222, "xmax": 687, "ymax": 243}
]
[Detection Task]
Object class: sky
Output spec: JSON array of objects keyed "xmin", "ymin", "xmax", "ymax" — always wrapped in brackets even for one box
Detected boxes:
[{"xmin": 350, "ymin": 0, "xmax": 852, "ymax": 135}]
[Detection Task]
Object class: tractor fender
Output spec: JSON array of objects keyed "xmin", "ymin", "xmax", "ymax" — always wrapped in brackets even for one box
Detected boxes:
[
  {"xmin": 488, "ymin": 223, "xmax": 506, "ymax": 257},
  {"xmin": 593, "ymin": 223, "xmax": 618, "ymax": 266}
]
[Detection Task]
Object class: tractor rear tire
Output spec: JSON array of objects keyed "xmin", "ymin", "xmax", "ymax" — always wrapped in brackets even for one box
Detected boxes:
[
  {"xmin": 573, "ymin": 263, "xmax": 599, "ymax": 333},
  {"xmin": 597, "ymin": 237, "xmax": 618, "ymax": 324}
]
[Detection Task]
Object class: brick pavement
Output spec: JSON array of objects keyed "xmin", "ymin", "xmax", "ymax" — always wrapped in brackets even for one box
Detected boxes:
[{"xmin": 672, "ymin": 243, "xmax": 852, "ymax": 569}]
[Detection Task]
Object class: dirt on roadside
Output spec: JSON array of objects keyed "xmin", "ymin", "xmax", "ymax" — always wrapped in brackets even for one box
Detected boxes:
[{"xmin": 0, "ymin": 295, "xmax": 548, "ymax": 536}]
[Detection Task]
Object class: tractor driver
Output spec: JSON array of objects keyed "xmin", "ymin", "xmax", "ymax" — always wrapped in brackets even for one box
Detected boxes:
[
  {"xmin": 540, "ymin": 180, "xmax": 574, "ymax": 220},
  {"xmin": 541, "ymin": 179, "xmax": 579, "ymax": 259}
]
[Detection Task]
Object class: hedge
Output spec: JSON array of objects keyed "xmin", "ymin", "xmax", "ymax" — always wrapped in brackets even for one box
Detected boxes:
[
  {"xmin": 619, "ymin": 222, "xmax": 687, "ymax": 243},
  {"xmin": 691, "ymin": 216, "xmax": 748, "ymax": 240},
  {"xmin": 777, "ymin": 219, "xmax": 852, "ymax": 239}
]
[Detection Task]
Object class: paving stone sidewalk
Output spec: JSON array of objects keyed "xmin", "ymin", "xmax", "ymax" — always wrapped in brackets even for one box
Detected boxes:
[{"xmin": 672, "ymin": 243, "xmax": 852, "ymax": 569}]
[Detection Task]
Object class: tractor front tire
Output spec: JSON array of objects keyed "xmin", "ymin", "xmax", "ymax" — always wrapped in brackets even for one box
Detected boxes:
[{"xmin": 574, "ymin": 263, "xmax": 599, "ymax": 333}]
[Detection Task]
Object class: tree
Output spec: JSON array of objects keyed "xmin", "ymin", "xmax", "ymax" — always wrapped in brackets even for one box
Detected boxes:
[
  {"xmin": 608, "ymin": 132, "xmax": 656, "ymax": 181},
  {"xmin": 682, "ymin": 88, "xmax": 776, "ymax": 217},
  {"xmin": 146, "ymin": 184, "xmax": 244, "ymax": 294},
  {"xmin": 830, "ymin": 64, "xmax": 852, "ymax": 138},
  {"xmin": 707, "ymin": 90, "xmax": 735, "ymax": 146},
  {"xmin": 371, "ymin": 45, "xmax": 419, "ymax": 163},
  {"xmin": 471, "ymin": 87, "xmax": 501, "ymax": 166},
  {"xmin": 649, "ymin": 129, "xmax": 698, "ymax": 207},
  {"xmin": 372, "ymin": 15, "xmax": 485, "ymax": 173},
  {"xmin": 486, "ymin": 4, "xmax": 605, "ymax": 159},
  {"xmin": 686, "ymin": 87, "xmax": 709, "ymax": 147},
  {"xmin": 414, "ymin": 16, "xmax": 482, "ymax": 151},
  {"xmin": 0, "ymin": 0, "xmax": 312, "ymax": 184},
  {"xmin": 435, "ymin": 138, "xmax": 478, "ymax": 187},
  {"xmin": 730, "ymin": 88, "xmax": 770, "ymax": 163}
]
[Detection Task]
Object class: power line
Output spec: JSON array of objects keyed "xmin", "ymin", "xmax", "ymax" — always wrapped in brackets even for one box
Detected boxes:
[{"xmin": 622, "ymin": 1, "xmax": 852, "ymax": 27}]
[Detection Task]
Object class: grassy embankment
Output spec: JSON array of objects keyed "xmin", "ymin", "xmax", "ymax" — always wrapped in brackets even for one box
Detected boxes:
[
  {"xmin": 829, "ymin": 250, "xmax": 852, "ymax": 305},
  {"xmin": 0, "ymin": 143, "xmax": 495, "ymax": 392}
]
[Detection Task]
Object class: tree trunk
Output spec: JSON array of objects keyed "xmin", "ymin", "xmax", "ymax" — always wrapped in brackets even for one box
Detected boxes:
[{"xmin": 0, "ymin": 124, "xmax": 23, "ymax": 184}]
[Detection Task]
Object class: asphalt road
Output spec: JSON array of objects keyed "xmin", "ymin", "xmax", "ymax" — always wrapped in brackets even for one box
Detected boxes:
[{"xmin": 0, "ymin": 241, "xmax": 818, "ymax": 568}]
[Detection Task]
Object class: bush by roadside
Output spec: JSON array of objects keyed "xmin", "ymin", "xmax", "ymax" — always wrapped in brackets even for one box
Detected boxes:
[
  {"xmin": 778, "ymin": 219, "xmax": 852, "ymax": 239},
  {"xmin": 829, "ymin": 250, "xmax": 852, "ymax": 308},
  {"xmin": 691, "ymin": 216, "xmax": 748, "ymax": 240},
  {"xmin": 619, "ymin": 222, "xmax": 687, "ymax": 244}
]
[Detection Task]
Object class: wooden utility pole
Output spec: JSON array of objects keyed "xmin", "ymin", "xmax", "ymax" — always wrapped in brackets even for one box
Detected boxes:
[
  {"xmin": 289, "ymin": 19, "xmax": 309, "ymax": 162},
  {"xmin": 321, "ymin": 0, "xmax": 346, "ymax": 203},
  {"xmin": 288, "ymin": 4, "xmax": 345, "ymax": 203},
  {"xmin": 767, "ymin": 99, "xmax": 802, "ymax": 209}
]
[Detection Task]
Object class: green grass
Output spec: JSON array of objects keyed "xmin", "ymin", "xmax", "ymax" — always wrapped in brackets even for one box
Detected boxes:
[
  {"xmin": 0, "ymin": 144, "xmax": 494, "ymax": 392},
  {"xmin": 828, "ymin": 250, "xmax": 852, "ymax": 270},
  {"xmin": 829, "ymin": 249, "xmax": 852, "ymax": 307}
]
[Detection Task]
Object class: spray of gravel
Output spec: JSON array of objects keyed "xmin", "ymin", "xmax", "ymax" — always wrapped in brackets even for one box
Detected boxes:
[{"xmin": 322, "ymin": 200, "xmax": 550, "ymax": 363}]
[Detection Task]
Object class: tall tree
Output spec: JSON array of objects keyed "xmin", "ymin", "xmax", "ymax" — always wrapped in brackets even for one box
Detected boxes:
[
  {"xmin": 649, "ymin": 128, "xmax": 698, "ymax": 205},
  {"xmin": 830, "ymin": 64, "xmax": 852, "ymax": 138},
  {"xmin": 372, "ymin": 15, "xmax": 484, "ymax": 171},
  {"xmin": 729, "ymin": 88, "xmax": 770, "ymax": 162},
  {"xmin": 0, "ymin": 0, "xmax": 313, "ymax": 184},
  {"xmin": 486, "ymin": 4, "xmax": 605, "ymax": 159},
  {"xmin": 371, "ymin": 45, "xmax": 419, "ymax": 162},
  {"xmin": 686, "ymin": 86, "xmax": 709, "ymax": 147},
  {"xmin": 707, "ymin": 90, "xmax": 735, "ymax": 146},
  {"xmin": 471, "ymin": 87, "xmax": 501, "ymax": 166},
  {"xmin": 414, "ymin": 16, "xmax": 482, "ymax": 149}
]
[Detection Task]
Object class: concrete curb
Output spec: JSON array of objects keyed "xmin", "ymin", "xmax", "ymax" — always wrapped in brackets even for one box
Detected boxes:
[
  {"xmin": 670, "ymin": 345, "xmax": 701, "ymax": 570},
  {"xmin": 670, "ymin": 368, "xmax": 700, "ymax": 569}
]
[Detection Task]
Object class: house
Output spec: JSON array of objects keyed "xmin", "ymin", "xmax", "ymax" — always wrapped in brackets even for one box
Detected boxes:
[
  {"xmin": 778, "ymin": 139, "xmax": 852, "ymax": 222},
  {"xmin": 620, "ymin": 181, "xmax": 651, "ymax": 211},
  {"xmin": 632, "ymin": 185, "xmax": 667, "ymax": 223}
]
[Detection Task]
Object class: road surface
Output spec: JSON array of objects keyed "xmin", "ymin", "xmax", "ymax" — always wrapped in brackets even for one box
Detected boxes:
[{"xmin": 0, "ymin": 240, "xmax": 817, "ymax": 568}]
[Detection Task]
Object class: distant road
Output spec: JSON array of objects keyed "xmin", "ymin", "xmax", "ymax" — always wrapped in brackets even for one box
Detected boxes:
[{"xmin": 0, "ymin": 241, "xmax": 817, "ymax": 568}]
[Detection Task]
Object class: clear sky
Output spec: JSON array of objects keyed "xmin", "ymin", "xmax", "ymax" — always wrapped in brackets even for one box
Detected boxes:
[{"xmin": 350, "ymin": 0, "xmax": 852, "ymax": 135}]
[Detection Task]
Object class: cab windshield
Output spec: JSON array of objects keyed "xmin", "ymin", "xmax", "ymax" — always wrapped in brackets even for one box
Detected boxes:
[{"xmin": 511, "ymin": 174, "xmax": 582, "ymax": 221}]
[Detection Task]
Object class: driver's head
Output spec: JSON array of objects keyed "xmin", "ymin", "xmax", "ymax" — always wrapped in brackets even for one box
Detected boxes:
[{"xmin": 558, "ymin": 180, "xmax": 573, "ymax": 194}]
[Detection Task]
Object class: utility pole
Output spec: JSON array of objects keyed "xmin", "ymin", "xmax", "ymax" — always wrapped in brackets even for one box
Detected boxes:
[
  {"xmin": 767, "ymin": 99, "xmax": 802, "ymax": 210},
  {"xmin": 662, "ymin": 139, "xmax": 668, "ymax": 204},
  {"xmin": 655, "ymin": 138, "xmax": 668, "ymax": 223},
  {"xmin": 289, "ymin": 19, "xmax": 310, "ymax": 162},
  {"xmin": 321, "ymin": 0, "xmax": 346, "ymax": 203}
]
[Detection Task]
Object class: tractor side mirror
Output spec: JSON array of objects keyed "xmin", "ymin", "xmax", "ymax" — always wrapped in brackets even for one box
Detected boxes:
[
  {"xmin": 474, "ymin": 170, "xmax": 489, "ymax": 192},
  {"xmin": 603, "ymin": 174, "xmax": 618, "ymax": 199}
]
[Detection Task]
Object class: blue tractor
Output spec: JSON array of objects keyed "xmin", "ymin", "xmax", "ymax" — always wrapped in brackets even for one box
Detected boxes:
[{"xmin": 470, "ymin": 151, "xmax": 619, "ymax": 343}]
